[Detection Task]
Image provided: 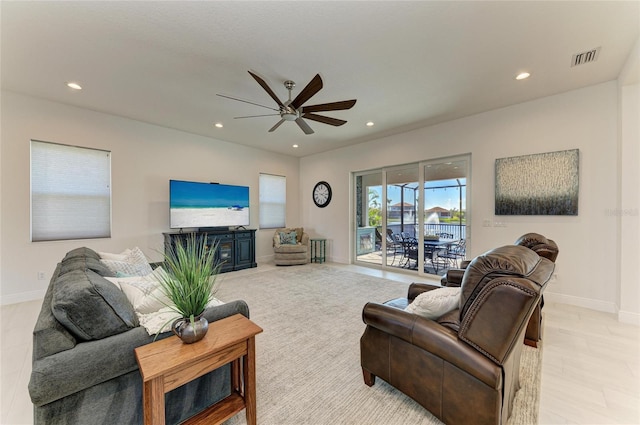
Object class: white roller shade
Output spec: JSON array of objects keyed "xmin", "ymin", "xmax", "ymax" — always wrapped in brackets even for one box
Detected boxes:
[
  {"xmin": 31, "ymin": 140, "xmax": 111, "ymax": 241},
  {"xmin": 259, "ymin": 173, "xmax": 286, "ymax": 229}
]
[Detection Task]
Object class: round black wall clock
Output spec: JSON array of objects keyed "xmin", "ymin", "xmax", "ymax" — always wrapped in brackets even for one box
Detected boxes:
[{"xmin": 313, "ymin": 181, "xmax": 332, "ymax": 208}]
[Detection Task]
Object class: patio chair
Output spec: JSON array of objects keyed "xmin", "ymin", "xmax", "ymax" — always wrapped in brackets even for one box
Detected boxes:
[
  {"xmin": 440, "ymin": 239, "xmax": 466, "ymax": 268},
  {"xmin": 401, "ymin": 236, "xmax": 419, "ymax": 269},
  {"xmin": 386, "ymin": 232, "xmax": 404, "ymax": 265}
]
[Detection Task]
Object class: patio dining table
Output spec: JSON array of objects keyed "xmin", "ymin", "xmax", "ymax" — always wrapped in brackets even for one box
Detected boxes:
[
  {"xmin": 401, "ymin": 238, "xmax": 459, "ymax": 273},
  {"xmin": 424, "ymin": 238, "xmax": 459, "ymax": 273}
]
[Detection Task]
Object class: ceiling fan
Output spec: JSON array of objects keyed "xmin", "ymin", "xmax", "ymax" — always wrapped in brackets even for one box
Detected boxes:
[{"xmin": 217, "ymin": 71, "xmax": 357, "ymax": 135}]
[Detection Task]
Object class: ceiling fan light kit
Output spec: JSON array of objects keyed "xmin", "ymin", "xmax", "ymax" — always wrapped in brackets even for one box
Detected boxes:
[{"xmin": 218, "ymin": 71, "xmax": 357, "ymax": 135}]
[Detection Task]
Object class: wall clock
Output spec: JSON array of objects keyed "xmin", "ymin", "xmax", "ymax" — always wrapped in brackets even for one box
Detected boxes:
[{"xmin": 313, "ymin": 181, "xmax": 332, "ymax": 208}]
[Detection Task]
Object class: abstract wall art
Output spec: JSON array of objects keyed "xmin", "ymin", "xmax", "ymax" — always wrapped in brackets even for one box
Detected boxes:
[{"xmin": 495, "ymin": 149, "xmax": 579, "ymax": 215}]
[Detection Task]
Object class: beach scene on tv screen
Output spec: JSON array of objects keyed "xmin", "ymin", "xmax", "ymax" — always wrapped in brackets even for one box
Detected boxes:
[{"xmin": 170, "ymin": 181, "xmax": 250, "ymax": 228}]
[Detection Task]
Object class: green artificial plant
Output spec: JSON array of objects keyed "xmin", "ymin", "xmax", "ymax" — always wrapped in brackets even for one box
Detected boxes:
[{"xmin": 156, "ymin": 233, "xmax": 222, "ymax": 325}]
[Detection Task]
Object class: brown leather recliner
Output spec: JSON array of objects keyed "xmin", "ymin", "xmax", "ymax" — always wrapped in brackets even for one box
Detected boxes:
[
  {"xmin": 441, "ymin": 232, "xmax": 559, "ymax": 347},
  {"xmin": 360, "ymin": 245, "xmax": 554, "ymax": 425}
]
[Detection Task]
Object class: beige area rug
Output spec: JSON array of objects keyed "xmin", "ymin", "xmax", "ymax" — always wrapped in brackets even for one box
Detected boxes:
[{"xmin": 217, "ymin": 264, "xmax": 543, "ymax": 425}]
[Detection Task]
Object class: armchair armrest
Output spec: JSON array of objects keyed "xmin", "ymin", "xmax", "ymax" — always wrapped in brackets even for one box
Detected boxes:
[
  {"xmin": 441, "ymin": 259, "xmax": 471, "ymax": 287},
  {"xmin": 442, "ymin": 268, "xmax": 466, "ymax": 287},
  {"xmin": 407, "ymin": 282, "xmax": 441, "ymax": 301},
  {"xmin": 362, "ymin": 302, "xmax": 501, "ymax": 388}
]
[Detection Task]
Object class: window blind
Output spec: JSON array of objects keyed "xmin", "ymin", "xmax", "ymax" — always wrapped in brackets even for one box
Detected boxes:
[
  {"xmin": 31, "ymin": 140, "xmax": 111, "ymax": 241},
  {"xmin": 259, "ymin": 173, "xmax": 286, "ymax": 229}
]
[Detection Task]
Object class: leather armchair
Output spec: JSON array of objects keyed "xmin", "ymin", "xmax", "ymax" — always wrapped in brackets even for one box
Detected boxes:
[
  {"xmin": 441, "ymin": 233, "xmax": 559, "ymax": 347},
  {"xmin": 360, "ymin": 245, "xmax": 554, "ymax": 425}
]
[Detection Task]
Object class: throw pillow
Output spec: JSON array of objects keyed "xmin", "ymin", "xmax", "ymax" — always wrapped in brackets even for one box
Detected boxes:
[
  {"xmin": 136, "ymin": 297, "xmax": 226, "ymax": 335},
  {"xmin": 100, "ymin": 247, "xmax": 153, "ymax": 277},
  {"xmin": 113, "ymin": 267, "xmax": 172, "ymax": 314},
  {"xmin": 98, "ymin": 251, "xmax": 128, "ymax": 261},
  {"xmin": 51, "ymin": 269, "xmax": 139, "ymax": 341},
  {"xmin": 405, "ymin": 286, "xmax": 461, "ymax": 320},
  {"xmin": 279, "ymin": 231, "xmax": 298, "ymax": 245}
]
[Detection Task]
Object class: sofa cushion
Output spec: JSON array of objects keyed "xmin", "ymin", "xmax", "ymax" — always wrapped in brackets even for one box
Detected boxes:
[
  {"xmin": 63, "ymin": 247, "xmax": 101, "ymax": 262},
  {"xmin": 59, "ymin": 256, "xmax": 115, "ymax": 278},
  {"xmin": 52, "ymin": 269, "xmax": 139, "ymax": 341},
  {"xmin": 32, "ymin": 264, "xmax": 78, "ymax": 360},
  {"xmin": 274, "ymin": 243, "xmax": 307, "ymax": 254},
  {"xmin": 405, "ymin": 286, "xmax": 461, "ymax": 320},
  {"xmin": 293, "ymin": 227, "xmax": 304, "ymax": 243}
]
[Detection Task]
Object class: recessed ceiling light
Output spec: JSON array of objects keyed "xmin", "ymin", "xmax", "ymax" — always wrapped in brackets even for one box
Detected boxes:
[
  {"xmin": 66, "ymin": 82, "xmax": 82, "ymax": 90},
  {"xmin": 366, "ymin": 121, "xmax": 374, "ymax": 127},
  {"xmin": 515, "ymin": 72, "xmax": 530, "ymax": 80},
  {"xmin": 214, "ymin": 123, "xmax": 223, "ymax": 128},
  {"xmin": 293, "ymin": 144, "xmax": 299, "ymax": 148}
]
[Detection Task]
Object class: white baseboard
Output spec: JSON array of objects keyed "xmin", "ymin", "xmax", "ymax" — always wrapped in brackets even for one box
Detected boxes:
[
  {"xmin": 544, "ymin": 291, "xmax": 617, "ymax": 314},
  {"xmin": 618, "ymin": 310, "xmax": 640, "ymax": 326},
  {"xmin": 1, "ymin": 289, "xmax": 46, "ymax": 306}
]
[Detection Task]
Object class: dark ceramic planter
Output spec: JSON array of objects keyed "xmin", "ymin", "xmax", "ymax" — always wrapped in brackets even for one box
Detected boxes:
[{"xmin": 172, "ymin": 315, "xmax": 209, "ymax": 344}]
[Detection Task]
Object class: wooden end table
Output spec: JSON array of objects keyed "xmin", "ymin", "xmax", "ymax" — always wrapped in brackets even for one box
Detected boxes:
[{"xmin": 135, "ymin": 314, "xmax": 263, "ymax": 425}]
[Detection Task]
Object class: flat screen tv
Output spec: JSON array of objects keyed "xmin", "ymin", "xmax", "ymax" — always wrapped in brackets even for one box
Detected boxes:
[{"xmin": 170, "ymin": 180, "xmax": 250, "ymax": 229}]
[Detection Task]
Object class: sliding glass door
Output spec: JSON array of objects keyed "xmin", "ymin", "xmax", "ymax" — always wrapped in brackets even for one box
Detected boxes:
[
  {"xmin": 385, "ymin": 165, "xmax": 419, "ymax": 268},
  {"xmin": 422, "ymin": 157, "xmax": 469, "ymax": 274},
  {"xmin": 353, "ymin": 154, "xmax": 470, "ymax": 277},
  {"xmin": 354, "ymin": 172, "xmax": 383, "ymax": 266}
]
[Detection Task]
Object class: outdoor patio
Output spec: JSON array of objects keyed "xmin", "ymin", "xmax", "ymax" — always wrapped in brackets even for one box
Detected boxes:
[{"xmin": 356, "ymin": 227, "xmax": 466, "ymax": 277}]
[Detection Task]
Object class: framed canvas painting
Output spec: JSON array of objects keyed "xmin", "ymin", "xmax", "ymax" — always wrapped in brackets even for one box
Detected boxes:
[{"xmin": 495, "ymin": 149, "xmax": 579, "ymax": 215}]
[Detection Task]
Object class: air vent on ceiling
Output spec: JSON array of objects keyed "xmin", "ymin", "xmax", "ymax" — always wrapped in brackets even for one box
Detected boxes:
[{"xmin": 571, "ymin": 47, "xmax": 601, "ymax": 67}]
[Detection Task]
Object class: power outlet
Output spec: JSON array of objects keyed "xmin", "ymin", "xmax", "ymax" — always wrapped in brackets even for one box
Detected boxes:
[
  {"xmin": 37, "ymin": 271, "xmax": 46, "ymax": 280},
  {"xmin": 550, "ymin": 273, "xmax": 558, "ymax": 282},
  {"xmin": 483, "ymin": 219, "xmax": 492, "ymax": 227}
]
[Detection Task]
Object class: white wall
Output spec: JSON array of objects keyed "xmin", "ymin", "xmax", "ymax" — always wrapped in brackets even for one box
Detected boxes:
[
  {"xmin": 0, "ymin": 91, "xmax": 300, "ymax": 304},
  {"xmin": 618, "ymin": 81, "xmax": 640, "ymax": 324},
  {"xmin": 301, "ymin": 81, "xmax": 622, "ymax": 315}
]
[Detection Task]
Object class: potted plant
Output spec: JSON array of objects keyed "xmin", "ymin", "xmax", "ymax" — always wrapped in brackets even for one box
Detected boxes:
[{"xmin": 156, "ymin": 233, "xmax": 222, "ymax": 343}]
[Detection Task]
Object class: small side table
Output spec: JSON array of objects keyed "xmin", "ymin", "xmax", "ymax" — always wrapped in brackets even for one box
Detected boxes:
[
  {"xmin": 135, "ymin": 314, "xmax": 263, "ymax": 425},
  {"xmin": 310, "ymin": 238, "xmax": 327, "ymax": 263}
]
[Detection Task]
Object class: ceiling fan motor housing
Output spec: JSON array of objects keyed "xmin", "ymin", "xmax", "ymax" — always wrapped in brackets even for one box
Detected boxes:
[
  {"xmin": 220, "ymin": 71, "xmax": 357, "ymax": 135},
  {"xmin": 280, "ymin": 105, "xmax": 299, "ymax": 121}
]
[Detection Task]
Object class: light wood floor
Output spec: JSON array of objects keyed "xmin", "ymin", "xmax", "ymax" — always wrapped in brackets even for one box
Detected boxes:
[{"xmin": 1, "ymin": 264, "xmax": 638, "ymax": 424}]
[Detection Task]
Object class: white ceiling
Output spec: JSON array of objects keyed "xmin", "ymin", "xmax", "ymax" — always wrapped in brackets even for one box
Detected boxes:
[{"xmin": 2, "ymin": 1, "xmax": 639, "ymax": 157}]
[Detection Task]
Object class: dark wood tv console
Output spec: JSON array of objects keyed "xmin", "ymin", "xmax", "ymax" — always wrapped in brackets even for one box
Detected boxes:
[{"xmin": 163, "ymin": 229, "xmax": 257, "ymax": 273}]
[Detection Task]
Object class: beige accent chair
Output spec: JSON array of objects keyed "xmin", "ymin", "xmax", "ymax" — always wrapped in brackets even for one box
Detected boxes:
[{"xmin": 273, "ymin": 227, "xmax": 310, "ymax": 265}]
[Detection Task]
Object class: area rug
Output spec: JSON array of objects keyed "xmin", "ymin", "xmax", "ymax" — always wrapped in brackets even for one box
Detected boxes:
[{"xmin": 216, "ymin": 264, "xmax": 542, "ymax": 425}]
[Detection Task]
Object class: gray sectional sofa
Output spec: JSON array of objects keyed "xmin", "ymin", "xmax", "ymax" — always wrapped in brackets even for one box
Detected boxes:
[{"xmin": 28, "ymin": 247, "xmax": 249, "ymax": 424}]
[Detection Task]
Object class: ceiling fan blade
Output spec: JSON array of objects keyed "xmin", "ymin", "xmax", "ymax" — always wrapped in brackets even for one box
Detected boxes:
[
  {"xmin": 268, "ymin": 119, "xmax": 286, "ymax": 132},
  {"xmin": 302, "ymin": 113, "xmax": 347, "ymax": 127},
  {"xmin": 234, "ymin": 113, "xmax": 281, "ymax": 119},
  {"xmin": 290, "ymin": 74, "xmax": 323, "ymax": 109},
  {"xmin": 216, "ymin": 94, "xmax": 280, "ymax": 111},
  {"xmin": 295, "ymin": 117, "xmax": 315, "ymax": 135},
  {"xmin": 248, "ymin": 71, "xmax": 285, "ymax": 107},
  {"xmin": 302, "ymin": 99, "xmax": 357, "ymax": 113}
]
